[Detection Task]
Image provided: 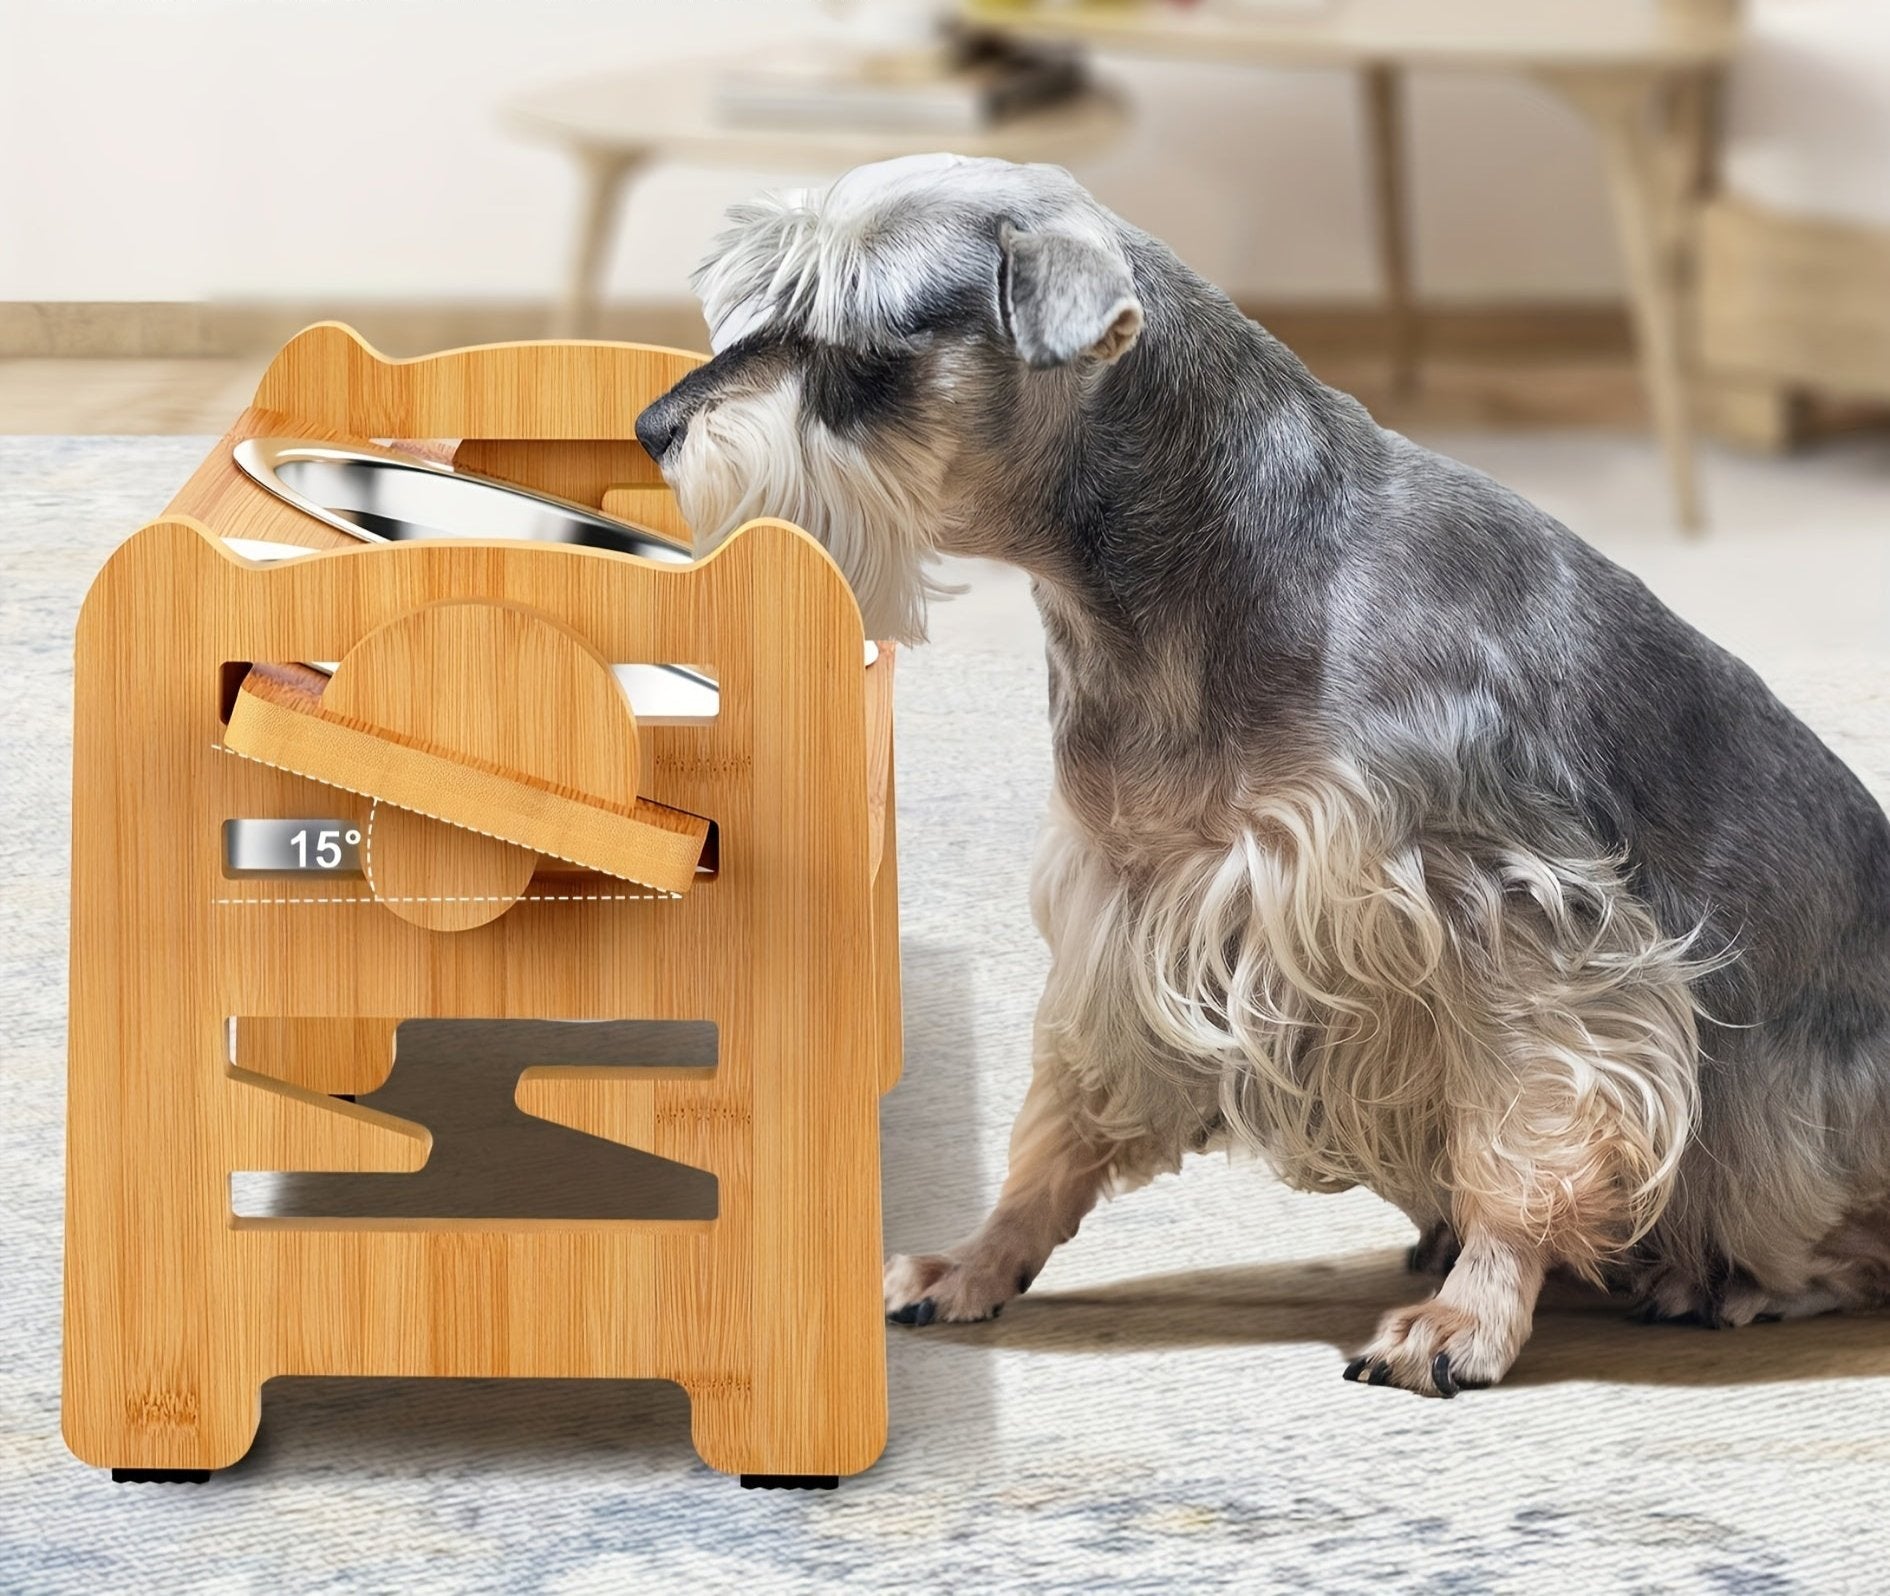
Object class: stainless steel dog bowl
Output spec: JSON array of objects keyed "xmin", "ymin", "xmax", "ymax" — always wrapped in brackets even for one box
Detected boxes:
[
  {"xmin": 232, "ymin": 437, "xmax": 721, "ymax": 716},
  {"xmin": 227, "ymin": 439, "xmax": 878, "ymax": 718},
  {"xmin": 233, "ymin": 437, "xmax": 694, "ymax": 561}
]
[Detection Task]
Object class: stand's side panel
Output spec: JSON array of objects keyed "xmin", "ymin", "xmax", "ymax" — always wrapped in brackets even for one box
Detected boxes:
[
  {"xmin": 253, "ymin": 323, "xmax": 707, "ymax": 443},
  {"xmin": 64, "ymin": 516, "xmax": 890, "ymax": 1479},
  {"xmin": 874, "ymin": 765, "xmax": 905, "ymax": 1095},
  {"xmin": 682, "ymin": 523, "xmax": 888, "ymax": 1478},
  {"xmin": 64, "ymin": 526, "xmax": 269, "ymax": 1470}
]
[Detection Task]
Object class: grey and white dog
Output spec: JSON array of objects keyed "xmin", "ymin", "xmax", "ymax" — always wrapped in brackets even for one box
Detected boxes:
[{"xmin": 636, "ymin": 154, "xmax": 1890, "ymax": 1396}]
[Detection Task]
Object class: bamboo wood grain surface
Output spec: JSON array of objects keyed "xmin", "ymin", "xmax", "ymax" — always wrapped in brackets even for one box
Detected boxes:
[{"xmin": 64, "ymin": 327, "xmax": 899, "ymax": 1482}]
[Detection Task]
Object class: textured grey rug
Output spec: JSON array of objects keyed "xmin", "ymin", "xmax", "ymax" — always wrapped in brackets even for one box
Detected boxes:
[{"xmin": 5, "ymin": 437, "xmax": 1890, "ymax": 1593}]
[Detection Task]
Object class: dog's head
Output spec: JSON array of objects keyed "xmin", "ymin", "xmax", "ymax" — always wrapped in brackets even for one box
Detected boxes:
[{"xmin": 635, "ymin": 154, "xmax": 1144, "ymax": 642}]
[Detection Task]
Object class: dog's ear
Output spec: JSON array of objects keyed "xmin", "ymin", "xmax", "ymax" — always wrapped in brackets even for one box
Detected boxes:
[{"xmin": 999, "ymin": 223, "xmax": 1144, "ymax": 369}]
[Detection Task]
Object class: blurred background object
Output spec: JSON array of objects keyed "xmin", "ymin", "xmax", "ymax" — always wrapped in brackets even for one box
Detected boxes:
[
  {"xmin": 1697, "ymin": 0, "xmax": 1890, "ymax": 451},
  {"xmin": 972, "ymin": 0, "xmax": 1746, "ymax": 530},
  {"xmin": 711, "ymin": 19, "xmax": 1087, "ymax": 133},
  {"xmin": 1, "ymin": 0, "xmax": 1885, "ymax": 541},
  {"xmin": 508, "ymin": 27, "xmax": 1121, "ymax": 341}
]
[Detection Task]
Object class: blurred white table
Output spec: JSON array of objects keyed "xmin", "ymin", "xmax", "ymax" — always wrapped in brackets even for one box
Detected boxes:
[
  {"xmin": 969, "ymin": 0, "xmax": 1742, "ymax": 532},
  {"xmin": 508, "ymin": 61, "xmax": 1128, "ymax": 342}
]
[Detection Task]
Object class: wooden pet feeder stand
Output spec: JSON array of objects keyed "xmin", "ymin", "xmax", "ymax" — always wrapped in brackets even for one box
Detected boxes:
[{"xmin": 62, "ymin": 326, "xmax": 901, "ymax": 1489}]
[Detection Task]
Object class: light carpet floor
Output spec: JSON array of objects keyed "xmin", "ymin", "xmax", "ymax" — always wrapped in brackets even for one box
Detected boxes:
[{"xmin": 5, "ymin": 437, "xmax": 1890, "ymax": 1593}]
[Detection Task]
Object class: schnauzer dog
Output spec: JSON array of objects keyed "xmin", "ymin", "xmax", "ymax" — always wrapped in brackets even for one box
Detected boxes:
[{"xmin": 636, "ymin": 154, "xmax": 1890, "ymax": 1396}]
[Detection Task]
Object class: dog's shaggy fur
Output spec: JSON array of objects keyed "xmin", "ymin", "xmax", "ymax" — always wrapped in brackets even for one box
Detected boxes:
[{"xmin": 638, "ymin": 154, "xmax": 1890, "ymax": 1395}]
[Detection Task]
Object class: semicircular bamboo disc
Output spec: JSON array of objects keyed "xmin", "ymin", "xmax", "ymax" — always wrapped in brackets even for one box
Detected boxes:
[
  {"xmin": 356, "ymin": 804, "xmax": 537, "ymax": 932},
  {"xmin": 324, "ymin": 599, "xmax": 641, "ymax": 931}
]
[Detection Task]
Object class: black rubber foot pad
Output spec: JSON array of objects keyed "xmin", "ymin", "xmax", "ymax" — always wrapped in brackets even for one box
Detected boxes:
[
  {"xmin": 111, "ymin": 1468, "xmax": 212, "ymax": 1484},
  {"xmin": 739, "ymin": 1474, "xmax": 838, "ymax": 1490}
]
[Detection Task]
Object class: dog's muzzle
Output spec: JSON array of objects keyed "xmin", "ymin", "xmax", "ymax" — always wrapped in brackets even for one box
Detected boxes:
[{"xmin": 635, "ymin": 396, "xmax": 687, "ymax": 465}]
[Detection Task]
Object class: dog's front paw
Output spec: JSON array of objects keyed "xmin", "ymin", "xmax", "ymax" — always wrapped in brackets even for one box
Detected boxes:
[
  {"xmin": 884, "ymin": 1251, "xmax": 1025, "ymax": 1326},
  {"xmin": 1342, "ymin": 1299, "xmax": 1520, "ymax": 1397}
]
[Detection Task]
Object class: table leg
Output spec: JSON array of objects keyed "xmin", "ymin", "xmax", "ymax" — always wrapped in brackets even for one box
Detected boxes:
[
  {"xmin": 1362, "ymin": 64, "xmax": 1419, "ymax": 400},
  {"xmin": 1545, "ymin": 69, "xmax": 1705, "ymax": 534},
  {"xmin": 553, "ymin": 148, "xmax": 641, "ymax": 340}
]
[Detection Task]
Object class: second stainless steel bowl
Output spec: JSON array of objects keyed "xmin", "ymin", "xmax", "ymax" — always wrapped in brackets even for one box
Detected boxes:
[
  {"xmin": 232, "ymin": 437, "xmax": 694, "ymax": 561},
  {"xmin": 228, "ymin": 437, "xmax": 878, "ymax": 718}
]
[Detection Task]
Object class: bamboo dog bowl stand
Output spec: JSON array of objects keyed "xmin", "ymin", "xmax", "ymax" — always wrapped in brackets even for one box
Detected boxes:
[{"xmin": 63, "ymin": 325, "xmax": 901, "ymax": 1488}]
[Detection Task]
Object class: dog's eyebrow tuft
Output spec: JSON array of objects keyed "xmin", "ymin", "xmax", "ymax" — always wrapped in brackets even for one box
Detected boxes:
[{"xmin": 693, "ymin": 158, "xmax": 1093, "ymax": 355}]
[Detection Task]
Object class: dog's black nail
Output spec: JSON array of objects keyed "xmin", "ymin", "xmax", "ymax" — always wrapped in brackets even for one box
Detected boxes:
[
  {"xmin": 1431, "ymin": 1352, "xmax": 1460, "ymax": 1398},
  {"xmin": 989, "ymin": 1303, "xmax": 1003, "ymax": 1319},
  {"xmin": 1343, "ymin": 1356, "xmax": 1369, "ymax": 1381},
  {"xmin": 887, "ymin": 1303, "xmax": 920, "ymax": 1325},
  {"xmin": 1369, "ymin": 1361, "xmax": 1393, "ymax": 1386},
  {"xmin": 913, "ymin": 1298, "xmax": 937, "ymax": 1327},
  {"xmin": 1016, "ymin": 1270, "xmax": 1036, "ymax": 1296}
]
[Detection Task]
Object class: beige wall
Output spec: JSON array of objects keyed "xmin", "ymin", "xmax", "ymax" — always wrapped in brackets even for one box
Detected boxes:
[
  {"xmin": 2, "ymin": 0, "xmax": 1882, "ymax": 310},
  {"xmin": 0, "ymin": 0, "xmax": 1623, "ymax": 306},
  {"xmin": 1721, "ymin": 0, "xmax": 1890, "ymax": 230}
]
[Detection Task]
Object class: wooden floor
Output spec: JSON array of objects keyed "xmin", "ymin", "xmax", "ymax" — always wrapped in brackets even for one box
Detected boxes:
[
  {"xmin": 1, "ymin": 352, "xmax": 1657, "ymax": 435},
  {"xmin": 0, "ymin": 358, "xmax": 269, "ymax": 433}
]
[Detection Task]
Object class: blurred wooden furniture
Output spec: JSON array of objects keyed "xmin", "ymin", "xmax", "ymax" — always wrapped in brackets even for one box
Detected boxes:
[
  {"xmin": 507, "ymin": 58, "xmax": 1128, "ymax": 342},
  {"xmin": 64, "ymin": 325, "xmax": 902, "ymax": 1489},
  {"xmin": 970, "ymin": 0, "xmax": 1744, "ymax": 533},
  {"xmin": 1692, "ymin": 0, "xmax": 1890, "ymax": 449},
  {"xmin": 1697, "ymin": 206, "xmax": 1890, "ymax": 453}
]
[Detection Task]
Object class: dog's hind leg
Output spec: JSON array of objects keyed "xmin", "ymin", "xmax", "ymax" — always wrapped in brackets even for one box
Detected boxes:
[
  {"xmin": 1346, "ymin": 1221, "xmax": 1548, "ymax": 1396},
  {"xmin": 1350, "ymin": 1021, "xmax": 1694, "ymax": 1393},
  {"xmin": 1346, "ymin": 1083, "xmax": 1656, "ymax": 1397},
  {"xmin": 1345, "ymin": 895, "xmax": 1700, "ymax": 1395},
  {"xmin": 884, "ymin": 1034, "xmax": 1176, "ymax": 1327}
]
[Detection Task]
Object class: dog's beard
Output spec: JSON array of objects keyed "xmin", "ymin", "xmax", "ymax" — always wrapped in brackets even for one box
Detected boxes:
[{"xmin": 664, "ymin": 375, "xmax": 956, "ymax": 645}]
